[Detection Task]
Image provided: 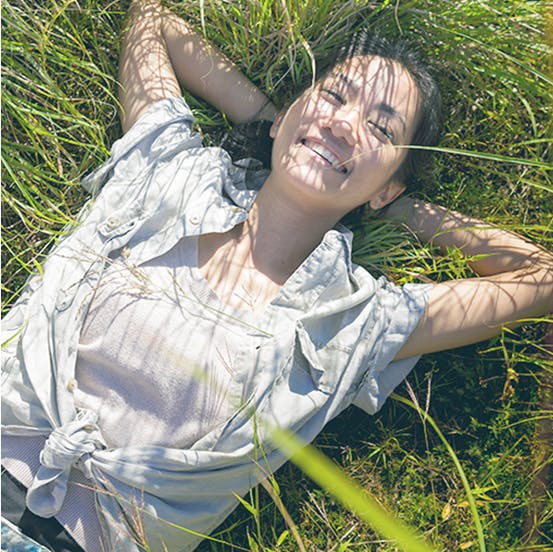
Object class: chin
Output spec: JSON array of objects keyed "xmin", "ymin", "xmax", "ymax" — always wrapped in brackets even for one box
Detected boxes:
[
  {"xmin": 289, "ymin": 167, "xmax": 341, "ymax": 196},
  {"xmin": 281, "ymin": 156, "xmax": 346, "ymax": 193}
]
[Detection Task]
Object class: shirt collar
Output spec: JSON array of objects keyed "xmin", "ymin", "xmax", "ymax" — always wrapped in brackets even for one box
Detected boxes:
[
  {"xmin": 226, "ymin": 160, "xmax": 356, "ymax": 314},
  {"xmin": 272, "ymin": 224, "xmax": 354, "ymax": 313}
]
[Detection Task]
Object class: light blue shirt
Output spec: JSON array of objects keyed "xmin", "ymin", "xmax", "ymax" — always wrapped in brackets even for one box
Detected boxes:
[{"xmin": 1, "ymin": 97, "xmax": 430, "ymax": 551}]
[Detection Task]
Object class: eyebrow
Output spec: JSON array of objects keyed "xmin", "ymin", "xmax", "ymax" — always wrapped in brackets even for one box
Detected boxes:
[
  {"xmin": 329, "ymin": 72, "xmax": 360, "ymax": 93},
  {"xmin": 328, "ymin": 72, "xmax": 408, "ymax": 133},
  {"xmin": 377, "ymin": 103, "xmax": 407, "ymax": 132}
]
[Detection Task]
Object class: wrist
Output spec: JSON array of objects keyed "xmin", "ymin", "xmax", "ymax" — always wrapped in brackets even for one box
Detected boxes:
[{"xmin": 256, "ymin": 101, "xmax": 278, "ymax": 122}]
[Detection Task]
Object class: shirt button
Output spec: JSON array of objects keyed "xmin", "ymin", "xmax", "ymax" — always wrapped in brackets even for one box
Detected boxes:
[
  {"xmin": 106, "ymin": 216, "xmax": 121, "ymax": 228},
  {"xmin": 66, "ymin": 378, "xmax": 78, "ymax": 392},
  {"xmin": 190, "ymin": 215, "xmax": 200, "ymax": 225}
]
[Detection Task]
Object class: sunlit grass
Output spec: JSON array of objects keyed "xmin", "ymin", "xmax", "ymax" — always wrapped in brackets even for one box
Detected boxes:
[{"xmin": 2, "ymin": 0, "xmax": 552, "ymax": 550}]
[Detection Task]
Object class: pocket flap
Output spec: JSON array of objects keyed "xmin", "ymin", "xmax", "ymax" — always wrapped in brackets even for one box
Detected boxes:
[{"xmin": 295, "ymin": 320, "xmax": 349, "ymax": 394}]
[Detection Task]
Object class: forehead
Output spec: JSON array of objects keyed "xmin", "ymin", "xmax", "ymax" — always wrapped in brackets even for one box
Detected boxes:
[{"xmin": 328, "ymin": 55, "xmax": 417, "ymax": 98}]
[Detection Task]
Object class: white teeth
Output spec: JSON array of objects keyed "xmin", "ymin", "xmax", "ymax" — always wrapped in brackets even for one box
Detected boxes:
[
  {"xmin": 310, "ymin": 143, "xmax": 340, "ymax": 166},
  {"xmin": 302, "ymin": 139, "xmax": 347, "ymax": 173}
]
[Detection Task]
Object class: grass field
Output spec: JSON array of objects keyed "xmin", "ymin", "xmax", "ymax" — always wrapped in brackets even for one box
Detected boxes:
[{"xmin": 2, "ymin": 0, "xmax": 552, "ymax": 550}]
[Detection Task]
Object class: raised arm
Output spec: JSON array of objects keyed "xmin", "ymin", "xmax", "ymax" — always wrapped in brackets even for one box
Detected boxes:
[
  {"xmin": 118, "ymin": 0, "xmax": 180, "ymax": 132},
  {"xmin": 386, "ymin": 197, "xmax": 553, "ymax": 359},
  {"xmin": 119, "ymin": 0, "xmax": 277, "ymax": 133}
]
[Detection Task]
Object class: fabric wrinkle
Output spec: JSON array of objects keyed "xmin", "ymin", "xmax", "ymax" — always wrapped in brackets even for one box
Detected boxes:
[
  {"xmin": 2, "ymin": 96, "xmax": 430, "ymax": 552},
  {"xmin": 26, "ymin": 410, "xmax": 106, "ymax": 518}
]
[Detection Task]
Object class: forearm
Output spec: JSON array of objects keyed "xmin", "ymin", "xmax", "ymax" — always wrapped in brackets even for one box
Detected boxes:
[
  {"xmin": 384, "ymin": 196, "xmax": 553, "ymax": 277},
  {"xmin": 389, "ymin": 197, "xmax": 552, "ymax": 358},
  {"xmin": 120, "ymin": 0, "xmax": 276, "ymax": 132},
  {"xmin": 160, "ymin": 10, "xmax": 277, "ymax": 123}
]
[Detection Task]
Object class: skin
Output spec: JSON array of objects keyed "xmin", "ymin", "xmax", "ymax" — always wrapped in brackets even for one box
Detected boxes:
[
  {"xmin": 267, "ymin": 55, "xmax": 419, "ymax": 216},
  {"xmin": 120, "ymin": 0, "xmax": 553, "ymax": 357},
  {"xmin": 119, "ymin": 0, "xmax": 277, "ymax": 133},
  {"xmin": 199, "ymin": 57, "xmax": 419, "ymax": 311}
]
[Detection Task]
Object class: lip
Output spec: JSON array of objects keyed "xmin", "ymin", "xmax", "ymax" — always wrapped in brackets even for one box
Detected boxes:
[{"xmin": 299, "ymin": 138, "xmax": 350, "ymax": 174}]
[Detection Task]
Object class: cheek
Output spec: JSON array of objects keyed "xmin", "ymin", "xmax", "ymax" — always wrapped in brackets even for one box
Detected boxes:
[
  {"xmin": 285, "ymin": 96, "xmax": 326, "ymax": 129},
  {"xmin": 356, "ymin": 140, "xmax": 389, "ymax": 165},
  {"xmin": 354, "ymin": 144, "xmax": 405, "ymax": 181},
  {"xmin": 363, "ymin": 134, "xmax": 404, "ymax": 161},
  {"xmin": 307, "ymin": 98, "xmax": 340, "ymax": 124}
]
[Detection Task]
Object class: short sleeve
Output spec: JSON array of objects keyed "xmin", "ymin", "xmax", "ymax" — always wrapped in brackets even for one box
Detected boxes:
[
  {"xmin": 351, "ymin": 280, "xmax": 431, "ymax": 415},
  {"xmin": 81, "ymin": 96, "xmax": 200, "ymax": 196}
]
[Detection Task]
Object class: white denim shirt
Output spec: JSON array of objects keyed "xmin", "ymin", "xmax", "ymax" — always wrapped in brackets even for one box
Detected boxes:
[{"xmin": 1, "ymin": 97, "xmax": 430, "ymax": 551}]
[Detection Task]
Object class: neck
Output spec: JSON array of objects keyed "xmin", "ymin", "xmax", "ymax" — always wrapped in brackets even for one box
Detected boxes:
[{"xmin": 241, "ymin": 174, "xmax": 342, "ymax": 281}]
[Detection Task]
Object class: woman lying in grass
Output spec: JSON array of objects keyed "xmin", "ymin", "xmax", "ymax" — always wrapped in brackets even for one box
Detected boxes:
[{"xmin": 2, "ymin": 0, "xmax": 552, "ymax": 551}]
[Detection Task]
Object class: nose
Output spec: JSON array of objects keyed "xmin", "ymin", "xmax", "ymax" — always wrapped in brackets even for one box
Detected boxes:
[{"xmin": 326, "ymin": 106, "xmax": 360, "ymax": 147}]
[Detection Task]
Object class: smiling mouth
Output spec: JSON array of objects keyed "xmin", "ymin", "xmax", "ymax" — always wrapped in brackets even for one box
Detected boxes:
[{"xmin": 300, "ymin": 139, "xmax": 349, "ymax": 174}]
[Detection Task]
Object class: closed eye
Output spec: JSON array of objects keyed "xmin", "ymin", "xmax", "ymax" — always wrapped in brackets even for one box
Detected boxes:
[
  {"xmin": 321, "ymin": 88, "xmax": 346, "ymax": 105},
  {"xmin": 368, "ymin": 120, "xmax": 395, "ymax": 142}
]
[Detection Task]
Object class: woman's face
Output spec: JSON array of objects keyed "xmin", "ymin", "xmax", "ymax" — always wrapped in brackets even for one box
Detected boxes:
[{"xmin": 269, "ymin": 55, "xmax": 420, "ymax": 215}]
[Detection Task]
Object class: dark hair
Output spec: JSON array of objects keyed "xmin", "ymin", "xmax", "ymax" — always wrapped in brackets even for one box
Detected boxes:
[
  {"xmin": 220, "ymin": 119, "xmax": 273, "ymax": 169},
  {"xmin": 222, "ymin": 31, "xmax": 441, "ymax": 191}
]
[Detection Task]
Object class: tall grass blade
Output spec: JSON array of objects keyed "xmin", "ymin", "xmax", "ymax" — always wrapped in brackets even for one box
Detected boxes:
[
  {"xmin": 391, "ymin": 393, "xmax": 487, "ymax": 552},
  {"xmin": 270, "ymin": 427, "xmax": 437, "ymax": 552}
]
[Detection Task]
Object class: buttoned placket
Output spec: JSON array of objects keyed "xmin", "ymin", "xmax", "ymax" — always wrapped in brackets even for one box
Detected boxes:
[
  {"xmin": 28, "ymin": 205, "xmax": 148, "ymax": 517},
  {"xmin": 2, "ymin": 96, "xmax": 431, "ymax": 552}
]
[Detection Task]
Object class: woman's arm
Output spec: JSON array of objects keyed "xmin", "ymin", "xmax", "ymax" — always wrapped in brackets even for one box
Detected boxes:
[
  {"xmin": 386, "ymin": 197, "xmax": 553, "ymax": 359},
  {"xmin": 160, "ymin": 9, "xmax": 277, "ymax": 124},
  {"xmin": 118, "ymin": 0, "xmax": 180, "ymax": 133},
  {"xmin": 119, "ymin": 0, "xmax": 276, "ymax": 133}
]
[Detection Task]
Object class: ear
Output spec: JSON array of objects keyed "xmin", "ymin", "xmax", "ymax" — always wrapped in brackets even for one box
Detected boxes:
[
  {"xmin": 269, "ymin": 111, "xmax": 284, "ymax": 138},
  {"xmin": 368, "ymin": 181, "xmax": 406, "ymax": 210}
]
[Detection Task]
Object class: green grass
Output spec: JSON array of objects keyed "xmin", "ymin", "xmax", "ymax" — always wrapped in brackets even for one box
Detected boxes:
[{"xmin": 2, "ymin": 0, "xmax": 552, "ymax": 550}]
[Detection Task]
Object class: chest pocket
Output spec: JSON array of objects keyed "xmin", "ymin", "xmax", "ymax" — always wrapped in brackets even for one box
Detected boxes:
[{"xmin": 294, "ymin": 320, "xmax": 352, "ymax": 395}]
